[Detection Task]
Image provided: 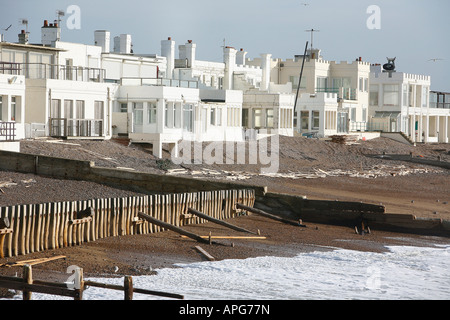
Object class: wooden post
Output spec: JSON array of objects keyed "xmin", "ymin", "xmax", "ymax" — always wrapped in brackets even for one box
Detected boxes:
[
  {"xmin": 74, "ymin": 267, "xmax": 84, "ymax": 301},
  {"xmin": 124, "ymin": 276, "xmax": 133, "ymax": 300},
  {"xmin": 23, "ymin": 264, "xmax": 32, "ymax": 300}
]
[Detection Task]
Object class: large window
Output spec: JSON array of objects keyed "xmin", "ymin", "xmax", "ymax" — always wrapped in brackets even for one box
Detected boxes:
[
  {"xmin": 421, "ymin": 87, "xmax": 428, "ymax": 108},
  {"xmin": 290, "ymin": 76, "xmax": 307, "ymax": 89},
  {"xmin": 183, "ymin": 104, "xmax": 194, "ymax": 132},
  {"xmin": 242, "ymin": 109, "xmax": 249, "ymax": 128},
  {"xmin": 383, "ymin": 84, "xmax": 399, "ymax": 106},
  {"xmin": 316, "ymin": 77, "xmax": 328, "ymax": 91},
  {"xmin": 0, "ymin": 96, "xmax": 3, "ymax": 121}
]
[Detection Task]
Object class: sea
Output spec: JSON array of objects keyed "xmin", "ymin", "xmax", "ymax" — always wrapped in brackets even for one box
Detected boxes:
[{"xmin": 8, "ymin": 239, "xmax": 450, "ymax": 301}]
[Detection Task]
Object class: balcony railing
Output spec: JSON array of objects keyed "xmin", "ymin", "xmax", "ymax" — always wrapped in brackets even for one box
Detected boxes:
[
  {"xmin": 0, "ymin": 122, "xmax": 16, "ymax": 141},
  {"xmin": 120, "ymin": 77, "xmax": 199, "ymax": 88},
  {"xmin": 316, "ymin": 87, "xmax": 357, "ymax": 101},
  {"xmin": 49, "ymin": 118, "xmax": 104, "ymax": 138},
  {"xmin": 0, "ymin": 62, "xmax": 105, "ymax": 82}
]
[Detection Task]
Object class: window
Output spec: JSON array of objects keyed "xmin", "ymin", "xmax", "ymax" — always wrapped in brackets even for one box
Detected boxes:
[
  {"xmin": 370, "ymin": 85, "xmax": 379, "ymax": 106},
  {"xmin": 148, "ymin": 103, "xmax": 157, "ymax": 124},
  {"xmin": 253, "ymin": 109, "xmax": 262, "ymax": 128},
  {"xmin": 401, "ymin": 85, "xmax": 408, "ymax": 107},
  {"xmin": 359, "ymin": 78, "xmax": 368, "ymax": 92},
  {"xmin": 421, "ymin": 87, "xmax": 428, "ymax": 108},
  {"xmin": 174, "ymin": 104, "xmax": 181, "ymax": 128},
  {"xmin": 120, "ymin": 103, "xmax": 128, "ymax": 113},
  {"xmin": 0, "ymin": 96, "xmax": 3, "ymax": 121},
  {"xmin": 210, "ymin": 107, "xmax": 216, "ymax": 126},
  {"xmin": 383, "ymin": 84, "xmax": 399, "ymax": 106},
  {"xmin": 362, "ymin": 108, "xmax": 367, "ymax": 122},
  {"xmin": 133, "ymin": 102, "xmax": 143, "ymax": 125},
  {"xmin": 265, "ymin": 109, "xmax": 274, "ymax": 128},
  {"xmin": 216, "ymin": 108, "xmax": 222, "ymax": 126},
  {"xmin": 242, "ymin": 109, "xmax": 249, "ymax": 128},
  {"xmin": 316, "ymin": 77, "xmax": 328, "ymax": 91},
  {"xmin": 64, "ymin": 100, "xmax": 73, "ymax": 119},
  {"xmin": 51, "ymin": 99, "xmax": 61, "ymax": 118},
  {"xmin": 11, "ymin": 97, "xmax": 16, "ymax": 121},
  {"xmin": 76, "ymin": 101, "xmax": 85, "ymax": 119},
  {"xmin": 350, "ymin": 108, "xmax": 356, "ymax": 122},
  {"xmin": 94, "ymin": 101, "xmax": 104, "ymax": 119},
  {"xmin": 312, "ymin": 111, "xmax": 320, "ymax": 129},
  {"xmin": 183, "ymin": 104, "xmax": 194, "ymax": 132},
  {"xmin": 364, "ymin": 78, "xmax": 368, "ymax": 92},
  {"xmin": 290, "ymin": 76, "xmax": 307, "ymax": 89},
  {"xmin": 301, "ymin": 111, "xmax": 309, "ymax": 130}
]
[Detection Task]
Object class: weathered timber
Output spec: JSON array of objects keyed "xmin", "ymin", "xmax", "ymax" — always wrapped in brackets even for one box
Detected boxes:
[
  {"xmin": 1, "ymin": 255, "xmax": 66, "ymax": 267},
  {"xmin": 138, "ymin": 212, "xmax": 211, "ymax": 244},
  {"xmin": 195, "ymin": 245, "xmax": 215, "ymax": 261},
  {"xmin": 84, "ymin": 279, "xmax": 184, "ymax": 299},
  {"xmin": 183, "ymin": 235, "xmax": 267, "ymax": 240},
  {"xmin": 187, "ymin": 207, "xmax": 257, "ymax": 234},
  {"xmin": 236, "ymin": 203, "xmax": 307, "ymax": 227}
]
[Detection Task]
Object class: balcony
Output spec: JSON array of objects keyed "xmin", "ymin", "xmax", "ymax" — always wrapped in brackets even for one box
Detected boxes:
[
  {"xmin": 49, "ymin": 118, "xmax": 104, "ymax": 138},
  {"xmin": 0, "ymin": 122, "xmax": 16, "ymax": 141},
  {"xmin": 120, "ymin": 77, "xmax": 198, "ymax": 88},
  {"xmin": 316, "ymin": 87, "xmax": 357, "ymax": 101},
  {"xmin": 0, "ymin": 62, "xmax": 105, "ymax": 82}
]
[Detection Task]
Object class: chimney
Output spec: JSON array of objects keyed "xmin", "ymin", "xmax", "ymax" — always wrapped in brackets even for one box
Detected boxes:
[
  {"xmin": 41, "ymin": 19, "xmax": 61, "ymax": 46},
  {"xmin": 114, "ymin": 34, "xmax": 132, "ymax": 54},
  {"xmin": 178, "ymin": 40, "xmax": 196, "ymax": 68},
  {"xmin": 223, "ymin": 46, "xmax": 237, "ymax": 90},
  {"xmin": 94, "ymin": 30, "xmax": 111, "ymax": 53},
  {"xmin": 236, "ymin": 48, "xmax": 247, "ymax": 65},
  {"xmin": 18, "ymin": 30, "xmax": 29, "ymax": 44},
  {"xmin": 260, "ymin": 53, "xmax": 272, "ymax": 91},
  {"xmin": 161, "ymin": 37, "xmax": 175, "ymax": 79}
]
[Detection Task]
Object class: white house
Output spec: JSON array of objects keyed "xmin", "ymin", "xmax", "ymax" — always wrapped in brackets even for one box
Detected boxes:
[
  {"xmin": 246, "ymin": 48, "xmax": 371, "ymax": 138},
  {"xmin": 369, "ymin": 63, "xmax": 449, "ymax": 143}
]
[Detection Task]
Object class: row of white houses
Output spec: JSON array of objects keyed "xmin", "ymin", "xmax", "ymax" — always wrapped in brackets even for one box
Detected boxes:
[{"xmin": 0, "ymin": 20, "xmax": 449, "ymax": 156}]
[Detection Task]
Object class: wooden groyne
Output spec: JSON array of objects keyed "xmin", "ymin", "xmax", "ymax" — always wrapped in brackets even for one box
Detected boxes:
[{"xmin": 0, "ymin": 189, "xmax": 255, "ymax": 258}]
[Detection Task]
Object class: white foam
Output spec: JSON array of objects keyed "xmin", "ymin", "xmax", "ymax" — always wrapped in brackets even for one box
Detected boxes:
[{"xmin": 8, "ymin": 245, "xmax": 450, "ymax": 300}]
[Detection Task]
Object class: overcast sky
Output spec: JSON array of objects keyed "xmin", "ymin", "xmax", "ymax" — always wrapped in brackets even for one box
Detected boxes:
[{"xmin": 1, "ymin": 0, "xmax": 449, "ymax": 91}]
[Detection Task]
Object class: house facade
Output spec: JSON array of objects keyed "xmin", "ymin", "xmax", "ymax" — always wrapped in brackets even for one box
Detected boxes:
[{"xmin": 369, "ymin": 64, "xmax": 449, "ymax": 143}]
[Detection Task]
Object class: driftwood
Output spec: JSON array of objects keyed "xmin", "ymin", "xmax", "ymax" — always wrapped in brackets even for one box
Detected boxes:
[
  {"xmin": 236, "ymin": 203, "xmax": 307, "ymax": 227},
  {"xmin": 0, "ymin": 255, "xmax": 66, "ymax": 267},
  {"xmin": 187, "ymin": 208, "xmax": 257, "ymax": 235}
]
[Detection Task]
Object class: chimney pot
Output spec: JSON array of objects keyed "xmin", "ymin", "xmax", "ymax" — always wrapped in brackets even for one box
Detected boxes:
[
  {"xmin": 44, "ymin": 20, "xmax": 48, "ymax": 27},
  {"xmin": 188, "ymin": 40, "xmax": 192, "ymax": 43},
  {"xmin": 168, "ymin": 37, "xmax": 171, "ymax": 40}
]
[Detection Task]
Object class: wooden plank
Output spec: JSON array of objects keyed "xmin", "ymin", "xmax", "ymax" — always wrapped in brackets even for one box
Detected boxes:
[
  {"xmin": 138, "ymin": 212, "xmax": 212, "ymax": 244},
  {"xmin": 236, "ymin": 203, "xmax": 307, "ymax": 227},
  {"xmin": 185, "ymin": 235, "xmax": 267, "ymax": 240},
  {"xmin": 188, "ymin": 208, "xmax": 257, "ymax": 234},
  {"xmin": 195, "ymin": 245, "xmax": 215, "ymax": 261}
]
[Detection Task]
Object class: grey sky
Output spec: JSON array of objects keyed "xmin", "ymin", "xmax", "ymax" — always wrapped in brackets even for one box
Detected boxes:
[{"xmin": 1, "ymin": 0, "xmax": 449, "ymax": 91}]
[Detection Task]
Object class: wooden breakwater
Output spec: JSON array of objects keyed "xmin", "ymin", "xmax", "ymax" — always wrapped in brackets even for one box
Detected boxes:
[{"xmin": 0, "ymin": 189, "xmax": 255, "ymax": 258}]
